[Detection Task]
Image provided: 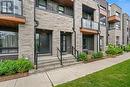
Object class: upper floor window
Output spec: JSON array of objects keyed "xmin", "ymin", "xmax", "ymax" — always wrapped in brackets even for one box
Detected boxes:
[
  {"xmin": 100, "ymin": 15, "xmax": 106, "ymax": 26},
  {"xmin": 100, "ymin": 5, "xmax": 106, "ymax": 11},
  {"xmin": 127, "ymin": 20, "xmax": 129, "ymax": 26},
  {"xmin": 116, "ymin": 11, "xmax": 120, "ymax": 17},
  {"xmin": 58, "ymin": 5, "xmax": 64, "ymax": 14},
  {"xmin": 0, "ymin": 0, "xmax": 22, "ymax": 15},
  {"xmin": 1, "ymin": 1, "xmax": 13, "ymax": 14},
  {"xmin": 37, "ymin": 0, "xmax": 47, "ymax": 9},
  {"xmin": 115, "ymin": 22, "xmax": 120, "ymax": 29}
]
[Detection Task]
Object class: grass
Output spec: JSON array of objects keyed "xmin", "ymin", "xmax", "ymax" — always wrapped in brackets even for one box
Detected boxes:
[{"xmin": 55, "ymin": 59, "xmax": 130, "ymax": 87}]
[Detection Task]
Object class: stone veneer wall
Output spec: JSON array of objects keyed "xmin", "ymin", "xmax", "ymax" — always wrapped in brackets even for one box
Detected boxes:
[
  {"xmin": 19, "ymin": 0, "xmax": 35, "ymax": 63},
  {"xmin": 108, "ymin": 4, "xmax": 123, "ymax": 45},
  {"xmin": 74, "ymin": 0, "xmax": 99, "ymax": 52},
  {"xmin": 35, "ymin": 8, "xmax": 73, "ymax": 56}
]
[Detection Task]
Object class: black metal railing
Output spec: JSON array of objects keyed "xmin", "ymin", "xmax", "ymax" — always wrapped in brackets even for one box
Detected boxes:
[
  {"xmin": 72, "ymin": 46, "xmax": 80, "ymax": 61},
  {"xmin": 57, "ymin": 48, "xmax": 63, "ymax": 65}
]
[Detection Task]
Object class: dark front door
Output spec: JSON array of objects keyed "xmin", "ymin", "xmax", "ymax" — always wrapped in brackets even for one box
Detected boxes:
[
  {"xmin": 60, "ymin": 32, "xmax": 72, "ymax": 54},
  {"xmin": 36, "ymin": 30, "xmax": 52, "ymax": 54},
  {"xmin": 61, "ymin": 33, "xmax": 67, "ymax": 52}
]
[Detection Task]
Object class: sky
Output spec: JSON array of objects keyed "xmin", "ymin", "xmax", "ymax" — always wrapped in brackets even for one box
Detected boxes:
[{"xmin": 107, "ymin": 0, "xmax": 130, "ymax": 15}]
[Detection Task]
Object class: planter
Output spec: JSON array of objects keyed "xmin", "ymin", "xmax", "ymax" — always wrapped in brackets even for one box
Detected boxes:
[{"xmin": 0, "ymin": 72, "xmax": 29, "ymax": 82}]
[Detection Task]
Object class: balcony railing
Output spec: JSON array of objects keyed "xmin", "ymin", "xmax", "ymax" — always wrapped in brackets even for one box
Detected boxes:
[
  {"xmin": 109, "ymin": 27, "xmax": 121, "ymax": 30},
  {"xmin": 81, "ymin": 18, "xmax": 99, "ymax": 30},
  {"xmin": 0, "ymin": 0, "xmax": 22, "ymax": 16}
]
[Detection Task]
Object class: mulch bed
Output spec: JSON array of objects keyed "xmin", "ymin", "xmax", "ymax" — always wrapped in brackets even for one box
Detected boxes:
[{"xmin": 0, "ymin": 72, "xmax": 29, "ymax": 82}]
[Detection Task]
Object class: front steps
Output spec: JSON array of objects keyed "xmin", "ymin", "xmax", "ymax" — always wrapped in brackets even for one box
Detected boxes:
[{"xmin": 36, "ymin": 54, "xmax": 81, "ymax": 72}]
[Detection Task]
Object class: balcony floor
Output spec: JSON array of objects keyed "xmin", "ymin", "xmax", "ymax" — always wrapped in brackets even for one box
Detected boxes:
[{"xmin": 0, "ymin": 14, "xmax": 25, "ymax": 27}]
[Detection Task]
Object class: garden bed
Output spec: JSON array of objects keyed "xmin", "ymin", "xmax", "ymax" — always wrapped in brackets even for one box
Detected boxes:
[
  {"xmin": 0, "ymin": 59, "xmax": 33, "ymax": 82},
  {"xmin": 0, "ymin": 72, "xmax": 29, "ymax": 82}
]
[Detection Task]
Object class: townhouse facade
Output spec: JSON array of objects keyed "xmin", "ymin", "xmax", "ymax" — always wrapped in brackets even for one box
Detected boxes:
[
  {"xmin": 108, "ymin": 4, "xmax": 123, "ymax": 45},
  {"xmin": 0, "ymin": 0, "xmax": 129, "ymax": 64}
]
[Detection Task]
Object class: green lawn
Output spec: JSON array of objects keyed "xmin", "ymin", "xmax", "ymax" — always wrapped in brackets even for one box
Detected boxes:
[{"xmin": 55, "ymin": 59, "xmax": 130, "ymax": 87}]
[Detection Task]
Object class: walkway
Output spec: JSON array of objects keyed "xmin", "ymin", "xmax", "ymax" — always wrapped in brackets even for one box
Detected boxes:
[{"xmin": 0, "ymin": 52, "xmax": 130, "ymax": 87}]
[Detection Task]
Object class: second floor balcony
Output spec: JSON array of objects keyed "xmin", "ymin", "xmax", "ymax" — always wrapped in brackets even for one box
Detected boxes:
[
  {"xmin": 108, "ymin": 15, "xmax": 120, "ymax": 23},
  {"xmin": 0, "ymin": 0, "xmax": 25, "ymax": 27},
  {"xmin": 81, "ymin": 18, "xmax": 99, "ymax": 34}
]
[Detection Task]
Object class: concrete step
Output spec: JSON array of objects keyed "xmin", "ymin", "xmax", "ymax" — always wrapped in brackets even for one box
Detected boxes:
[{"xmin": 36, "ymin": 55, "xmax": 80, "ymax": 72}]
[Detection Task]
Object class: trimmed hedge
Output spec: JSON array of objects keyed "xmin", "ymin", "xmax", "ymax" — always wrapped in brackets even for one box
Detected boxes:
[
  {"xmin": 92, "ymin": 52, "xmax": 103, "ymax": 59},
  {"xmin": 0, "ymin": 59, "xmax": 33, "ymax": 76}
]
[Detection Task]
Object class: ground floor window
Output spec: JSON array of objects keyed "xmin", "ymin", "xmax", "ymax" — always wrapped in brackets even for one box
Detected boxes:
[
  {"xmin": 0, "ymin": 31, "xmax": 18, "ymax": 54},
  {"xmin": 116, "ymin": 36, "xmax": 120, "ymax": 45},
  {"xmin": 100, "ymin": 36, "xmax": 104, "ymax": 51},
  {"xmin": 83, "ymin": 35, "xmax": 94, "ymax": 50}
]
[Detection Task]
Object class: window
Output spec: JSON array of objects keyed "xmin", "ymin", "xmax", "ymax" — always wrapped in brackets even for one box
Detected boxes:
[
  {"xmin": 100, "ymin": 36, "xmax": 104, "ymax": 51},
  {"xmin": 100, "ymin": 15, "xmax": 106, "ymax": 26},
  {"xmin": 127, "ymin": 20, "xmax": 129, "ymax": 26},
  {"xmin": 1, "ymin": 1, "xmax": 13, "ymax": 14},
  {"xmin": 116, "ymin": 36, "xmax": 120, "ymax": 45},
  {"xmin": 0, "ymin": 31, "xmax": 18, "ymax": 54},
  {"xmin": 100, "ymin": 5, "xmax": 106, "ymax": 11},
  {"xmin": 115, "ymin": 22, "xmax": 120, "ymax": 29},
  {"xmin": 37, "ymin": 0, "xmax": 47, "ymax": 9},
  {"xmin": 58, "ymin": 5, "xmax": 64, "ymax": 14},
  {"xmin": 116, "ymin": 11, "xmax": 120, "ymax": 17}
]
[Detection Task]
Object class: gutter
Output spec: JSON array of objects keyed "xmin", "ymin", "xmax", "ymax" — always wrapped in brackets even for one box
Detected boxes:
[
  {"xmin": 34, "ymin": 0, "xmax": 39, "ymax": 69},
  {"xmin": 73, "ymin": 1, "xmax": 76, "ymax": 49},
  {"xmin": 97, "ymin": 4, "xmax": 100, "ymax": 52}
]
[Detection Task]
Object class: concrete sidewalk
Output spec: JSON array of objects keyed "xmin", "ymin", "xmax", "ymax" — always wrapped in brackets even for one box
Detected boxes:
[{"xmin": 0, "ymin": 52, "xmax": 130, "ymax": 87}]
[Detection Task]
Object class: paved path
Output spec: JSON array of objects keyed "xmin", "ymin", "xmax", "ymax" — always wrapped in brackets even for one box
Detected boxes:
[{"xmin": 0, "ymin": 52, "xmax": 130, "ymax": 87}]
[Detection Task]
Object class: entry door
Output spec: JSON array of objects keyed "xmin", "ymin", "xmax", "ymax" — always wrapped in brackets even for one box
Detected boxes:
[
  {"xmin": 36, "ymin": 32, "xmax": 52, "ymax": 54},
  {"xmin": 61, "ymin": 33, "xmax": 67, "ymax": 52}
]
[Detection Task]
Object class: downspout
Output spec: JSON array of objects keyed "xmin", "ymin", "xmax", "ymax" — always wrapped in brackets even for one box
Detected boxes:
[
  {"xmin": 97, "ymin": 3, "xmax": 100, "ymax": 52},
  {"xmin": 106, "ymin": 1, "xmax": 109, "ymax": 45},
  {"xmin": 72, "ymin": 0, "xmax": 76, "ymax": 49},
  {"xmin": 34, "ymin": 0, "xmax": 39, "ymax": 69}
]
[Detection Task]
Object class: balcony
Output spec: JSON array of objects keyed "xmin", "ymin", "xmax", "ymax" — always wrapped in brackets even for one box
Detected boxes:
[
  {"xmin": 108, "ymin": 15, "xmax": 120, "ymax": 23},
  {"xmin": 81, "ymin": 18, "xmax": 99, "ymax": 34},
  {"xmin": 53, "ymin": 0, "xmax": 73, "ymax": 7},
  {"xmin": 0, "ymin": 0, "xmax": 25, "ymax": 27}
]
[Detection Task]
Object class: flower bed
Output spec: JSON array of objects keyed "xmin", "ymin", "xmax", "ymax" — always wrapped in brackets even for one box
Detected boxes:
[{"xmin": 0, "ymin": 72, "xmax": 28, "ymax": 82}]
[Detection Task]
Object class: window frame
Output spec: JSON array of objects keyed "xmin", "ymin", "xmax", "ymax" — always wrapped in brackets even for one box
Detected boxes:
[
  {"xmin": 37, "ymin": 0, "xmax": 47, "ymax": 9},
  {"xmin": 58, "ymin": 5, "xmax": 65, "ymax": 14},
  {"xmin": 1, "ymin": 1, "xmax": 14, "ymax": 14}
]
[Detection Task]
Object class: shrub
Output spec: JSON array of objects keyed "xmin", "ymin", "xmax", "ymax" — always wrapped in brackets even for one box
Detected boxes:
[
  {"xmin": 0, "ymin": 59, "xmax": 33, "ymax": 76},
  {"xmin": 15, "ymin": 59, "xmax": 33, "ymax": 73},
  {"xmin": 79, "ymin": 52, "xmax": 88, "ymax": 61},
  {"xmin": 92, "ymin": 52, "xmax": 103, "ymax": 59},
  {"xmin": 124, "ymin": 44, "xmax": 130, "ymax": 52},
  {"xmin": 105, "ymin": 44, "xmax": 123, "ymax": 55},
  {"xmin": 0, "ymin": 60, "xmax": 17, "ymax": 76}
]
